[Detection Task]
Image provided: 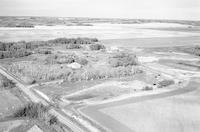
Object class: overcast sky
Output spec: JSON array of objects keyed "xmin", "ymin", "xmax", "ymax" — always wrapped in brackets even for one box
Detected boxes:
[{"xmin": 0, "ymin": 0, "xmax": 200, "ymax": 20}]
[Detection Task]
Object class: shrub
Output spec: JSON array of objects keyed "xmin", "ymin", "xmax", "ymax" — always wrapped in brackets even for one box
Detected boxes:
[
  {"xmin": 14, "ymin": 103, "xmax": 48, "ymax": 119},
  {"xmin": 45, "ymin": 54, "xmax": 78, "ymax": 64},
  {"xmin": 76, "ymin": 58, "xmax": 88, "ymax": 65},
  {"xmin": 49, "ymin": 115, "xmax": 58, "ymax": 125},
  {"xmin": 37, "ymin": 49, "xmax": 52, "ymax": 54},
  {"xmin": 13, "ymin": 103, "xmax": 58, "ymax": 126},
  {"xmin": 21, "ymin": 76, "xmax": 36, "ymax": 84},
  {"xmin": 89, "ymin": 44, "xmax": 105, "ymax": 51},
  {"xmin": 0, "ymin": 37, "xmax": 98, "ymax": 59},
  {"xmin": 69, "ymin": 66, "xmax": 142, "ymax": 81},
  {"xmin": 7, "ymin": 61, "xmax": 73, "ymax": 82},
  {"xmin": 143, "ymin": 86, "xmax": 153, "ymax": 91},
  {"xmin": 157, "ymin": 79, "xmax": 175, "ymax": 88},
  {"xmin": 0, "ymin": 74, "xmax": 15, "ymax": 89},
  {"xmin": 48, "ymin": 37, "xmax": 98, "ymax": 44},
  {"xmin": 66, "ymin": 44, "xmax": 81, "ymax": 49},
  {"xmin": 109, "ymin": 52, "xmax": 138, "ymax": 67},
  {"xmin": 179, "ymin": 46, "xmax": 200, "ymax": 56}
]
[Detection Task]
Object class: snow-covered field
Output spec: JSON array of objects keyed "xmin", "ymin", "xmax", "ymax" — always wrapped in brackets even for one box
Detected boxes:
[{"xmin": 0, "ymin": 23, "xmax": 199, "ymax": 41}]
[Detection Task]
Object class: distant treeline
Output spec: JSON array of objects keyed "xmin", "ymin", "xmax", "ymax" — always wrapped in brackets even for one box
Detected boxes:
[
  {"xmin": 48, "ymin": 37, "xmax": 98, "ymax": 44},
  {"xmin": 178, "ymin": 46, "xmax": 200, "ymax": 56},
  {"xmin": 5, "ymin": 23, "xmax": 35, "ymax": 28},
  {"xmin": 0, "ymin": 16, "xmax": 200, "ymax": 27},
  {"xmin": 0, "ymin": 37, "xmax": 98, "ymax": 59}
]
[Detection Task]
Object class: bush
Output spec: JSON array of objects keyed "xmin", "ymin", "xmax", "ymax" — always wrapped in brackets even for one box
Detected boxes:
[
  {"xmin": 69, "ymin": 66, "xmax": 142, "ymax": 81},
  {"xmin": 45, "ymin": 54, "xmax": 78, "ymax": 64},
  {"xmin": 0, "ymin": 37, "xmax": 98, "ymax": 59},
  {"xmin": 36, "ymin": 49, "xmax": 52, "ymax": 54},
  {"xmin": 0, "ymin": 74, "xmax": 15, "ymax": 89},
  {"xmin": 21, "ymin": 76, "xmax": 36, "ymax": 84},
  {"xmin": 109, "ymin": 52, "xmax": 138, "ymax": 67},
  {"xmin": 66, "ymin": 44, "xmax": 81, "ymax": 49},
  {"xmin": 76, "ymin": 58, "xmax": 88, "ymax": 65},
  {"xmin": 179, "ymin": 46, "xmax": 200, "ymax": 56},
  {"xmin": 143, "ymin": 86, "xmax": 153, "ymax": 91},
  {"xmin": 157, "ymin": 79, "xmax": 175, "ymax": 88},
  {"xmin": 48, "ymin": 37, "xmax": 98, "ymax": 44},
  {"xmin": 14, "ymin": 103, "xmax": 48, "ymax": 119},
  {"xmin": 49, "ymin": 115, "xmax": 58, "ymax": 125},
  {"xmin": 89, "ymin": 44, "xmax": 105, "ymax": 51}
]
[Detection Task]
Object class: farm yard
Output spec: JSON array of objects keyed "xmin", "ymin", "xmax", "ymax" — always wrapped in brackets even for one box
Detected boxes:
[{"xmin": 0, "ymin": 16, "xmax": 200, "ymax": 132}]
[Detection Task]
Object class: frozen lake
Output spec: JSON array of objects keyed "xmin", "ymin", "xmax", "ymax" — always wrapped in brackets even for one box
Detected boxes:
[{"xmin": 0, "ymin": 23, "xmax": 199, "ymax": 42}]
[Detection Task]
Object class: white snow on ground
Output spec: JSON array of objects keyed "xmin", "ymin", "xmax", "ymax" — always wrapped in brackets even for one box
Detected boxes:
[
  {"xmin": 28, "ymin": 125, "xmax": 43, "ymax": 132},
  {"xmin": 162, "ymin": 56, "xmax": 199, "ymax": 61},
  {"xmin": 139, "ymin": 53, "xmax": 199, "ymax": 63},
  {"xmin": 171, "ymin": 52, "xmax": 190, "ymax": 55},
  {"xmin": 0, "ymin": 120, "xmax": 24, "ymax": 132},
  {"xmin": 65, "ymin": 80, "xmax": 147, "ymax": 98},
  {"xmin": 138, "ymin": 56, "xmax": 159, "ymax": 63},
  {"xmin": 34, "ymin": 89, "xmax": 51, "ymax": 102},
  {"xmin": 62, "ymin": 110, "xmax": 100, "ymax": 132},
  {"xmin": 136, "ymin": 22, "xmax": 189, "ymax": 28},
  {"xmin": 120, "ymin": 80, "xmax": 146, "ymax": 90},
  {"xmin": 67, "ymin": 62, "xmax": 82, "ymax": 69},
  {"xmin": 145, "ymin": 63, "xmax": 200, "ymax": 79},
  {"xmin": 0, "ymin": 23, "xmax": 199, "ymax": 41}
]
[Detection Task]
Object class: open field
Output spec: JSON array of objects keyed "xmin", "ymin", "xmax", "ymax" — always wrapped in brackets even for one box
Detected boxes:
[
  {"xmin": 0, "ymin": 74, "xmax": 24, "ymax": 117},
  {"xmin": 0, "ymin": 90, "xmax": 23, "ymax": 117},
  {"xmin": 80, "ymin": 80, "xmax": 200, "ymax": 132},
  {"xmin": 0, "ymin": 23, "xmax": 200, "ymax": 42},
  {"xmin": 101, "ymin": 80, "xmax": 200, "ymax": 132},
  {"xmin": 102, "ymin": 36, "xmax": 200, "ymax": 48},
  {"xmin": 0, "ymin": 120, "xmax": 24, "ymax": 132}
]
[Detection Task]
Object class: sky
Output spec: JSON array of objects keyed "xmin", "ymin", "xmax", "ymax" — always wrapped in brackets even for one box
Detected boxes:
[{"xmin": 0, "ymin": 0, "xmax": 200, "ymax": 20}]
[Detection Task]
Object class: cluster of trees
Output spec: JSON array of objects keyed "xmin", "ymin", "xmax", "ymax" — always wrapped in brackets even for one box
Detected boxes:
[
  {"xmin": 7, "ymin": 60, "xmax": 142, "ymax": 82},
  {"xmin": 14, "ymin": 103, "xmax": 58, "ymax": 126},
  {"xmin": 109, "ymin": 52, "xmax": 139, "ymax": 67},
  {"xmin": 190, "ymin": 46, "xmax": 200, "ymax": 56},
  {"xmin": 157, "ymin": 79, "xmax": 175, "ymax": 88},
  {"xmin": 0, "ymin": 37, "xmax": 99, "ymax": 59},
  {"xmin": 179, "ymin": 46, "xmax": 200, "ymax": 56},
  {"xmin": 36, "ymin": 48, "xmax": 52, "ymax": 54},
  {"xmin": 45, "ymin": 54, "xmax": 88, "ymax": 65},
  {"xmin": 68, "ymin": 66, "xmax": 142, "ymax": 82},
  {"xmin": 0, "ymin": 74, "xmax": 16, "ymax": 89},
  {"xmin": 48, "ymin": 37, "xmax": 98, "ymax": 44},
  {"xmin": 0, "ymin": 41, "xmax": 40, "ymax": 59},
  {"xmin": 66, "ymin": 44, "xmax": 81, "ymax": 49},
  {"xmin": 89, "ymin": 44, "xmax": 105, "ymax": 50},
  {"xmin": 45, "ymin": 54, "xmax": 77, "ymax": 64}
]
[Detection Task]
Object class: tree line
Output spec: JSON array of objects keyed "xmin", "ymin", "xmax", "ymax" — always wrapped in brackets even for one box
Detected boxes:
[{"xmin": 0, "ymin": 38, "xmax": 98, "ymax": 59}]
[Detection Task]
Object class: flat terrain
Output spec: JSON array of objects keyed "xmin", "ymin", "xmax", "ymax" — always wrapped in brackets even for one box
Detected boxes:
[
  {"xmin": 0, "ymin": 90, "xmax": 22, "ymax": 117},
  {"xmin": 81, "ymin": 80, "xmax": 200, "ymax": 132},
  {"xmin": 0, "ymin": 23, "xmax": 200, "ymax": 41},
  {"xmin": 0, "ymin": 17, "xmax": 200, "ymax": 132},
  {"xmin": 102, "ymin": 36, "xmax": 200, "ymax": 48}
]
